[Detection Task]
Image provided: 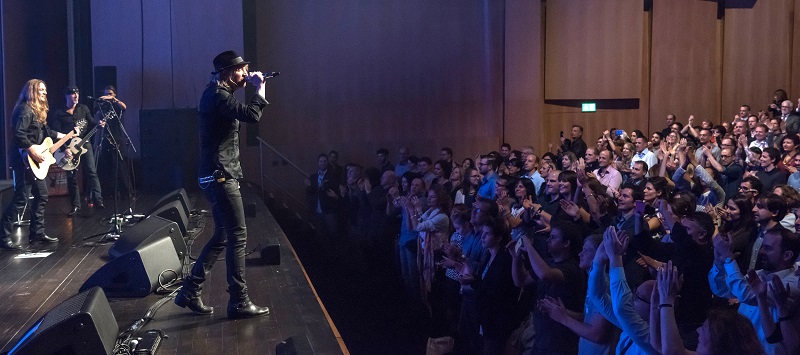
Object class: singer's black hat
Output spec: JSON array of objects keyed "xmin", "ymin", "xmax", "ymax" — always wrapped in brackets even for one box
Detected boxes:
[
  {"xmin": 212, "ymin": 50, "xmax": 249, "ymax": 74},
  {"xmin": 63, "ymin": 85, "xmax": 79, "ymax": 96}
]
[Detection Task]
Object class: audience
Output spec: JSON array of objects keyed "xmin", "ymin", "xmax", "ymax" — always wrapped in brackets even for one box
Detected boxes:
[{"xmin": 305, "ymin": 103, "xmax": 800, "ymax": 353}]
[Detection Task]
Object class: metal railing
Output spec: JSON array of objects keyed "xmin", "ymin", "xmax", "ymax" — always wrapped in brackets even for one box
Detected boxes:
[{"xmin": 256, "ymin": 137, "xmax": 311, "ymax": 214}]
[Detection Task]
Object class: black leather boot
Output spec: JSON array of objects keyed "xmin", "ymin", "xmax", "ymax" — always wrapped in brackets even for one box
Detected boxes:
[
  {"xmin": 227, "ymin": 300, "xmax": 270, "ymax": 319},
  {"xmin": 175, "ymin": 288, "xmax": 213, "ymax": 315}
]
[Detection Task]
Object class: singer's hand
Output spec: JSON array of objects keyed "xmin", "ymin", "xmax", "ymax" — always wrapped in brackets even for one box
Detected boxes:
[
  {"xmin": 99, "ymin": 95, "xmax": 114, "ymax": 101},
  {"xmin": 248, "ymin": 71, "xmax": 265, "ymax": 86}
]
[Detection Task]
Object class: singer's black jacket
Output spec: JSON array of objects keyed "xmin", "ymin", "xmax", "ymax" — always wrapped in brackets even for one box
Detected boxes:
[{"xmin": 198, "ymin": 83, "xmax": 267, "ymax": 179}]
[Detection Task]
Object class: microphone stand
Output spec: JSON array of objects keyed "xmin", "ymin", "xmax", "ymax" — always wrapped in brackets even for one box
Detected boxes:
[{"xmin": 84, "ymin": 101, "xmax": 129, "ymax": 244}]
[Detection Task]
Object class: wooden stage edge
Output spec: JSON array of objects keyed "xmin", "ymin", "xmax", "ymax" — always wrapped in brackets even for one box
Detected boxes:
[{"xmin": 0, "ymin": 181, "xmax": 348, "ymax": 355}]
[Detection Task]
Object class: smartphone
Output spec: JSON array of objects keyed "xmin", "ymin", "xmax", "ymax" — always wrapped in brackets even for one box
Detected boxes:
[
  {"xmin": 615, "ymin": 129, "xmax": 623, "ymax": 136},
  {"xmin": 560, "ymin": 131, "xmax": 564, "ymax": 138},
  {"xmin": 635, "ymin": 201, "xmax": 646, "ymax": 215},
  {"xmin": 515, "ymin": 237, "xmax": 523, "ymax": 254}
]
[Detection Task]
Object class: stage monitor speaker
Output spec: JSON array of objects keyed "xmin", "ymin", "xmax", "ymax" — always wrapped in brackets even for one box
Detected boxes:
[
  {"xmin": 149, "ymin": 188, "xmax": 191, "ymax": 218},
  {"xmin": 108, "ymin": 215, "xmax": 186, "ymax": 260},
  {"xmin": 81, "ymin": 236, "xmax": 181, "ymax": 298},
  {"xmin": 8, "ymin": 287, "xmax": 118, "ymax": 355},
  {"xmin": 148, "ymin": 200, "xmax": 189, "ymax": 238}
]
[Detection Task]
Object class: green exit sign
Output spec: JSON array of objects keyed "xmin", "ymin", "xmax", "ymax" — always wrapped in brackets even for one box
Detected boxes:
[{"xmin": 581, "ymin": 103, "xmax": 596, "ymax": 112}]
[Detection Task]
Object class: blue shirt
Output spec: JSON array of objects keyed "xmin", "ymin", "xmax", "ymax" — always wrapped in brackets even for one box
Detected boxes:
[{"xmin": 708, "ymin": 261, "xmax": 800, "ymax": 355}]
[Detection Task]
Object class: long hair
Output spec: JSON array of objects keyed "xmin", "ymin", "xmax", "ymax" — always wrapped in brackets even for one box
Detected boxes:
[
  {"xmin": 15, "ymin": 79, "xmax": 48, "ymax": 123},
  {"xmin": 706, "ymin": 308, "xmax": 765, "ymax": 355}
]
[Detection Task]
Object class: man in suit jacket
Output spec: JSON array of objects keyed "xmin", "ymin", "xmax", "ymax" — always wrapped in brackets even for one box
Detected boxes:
[
  {"xmin": 780, "ymin": 100, "xmax": 800, "ymax": 136},
  {"xmin": 306, "ymin": 154, "xmax": 343, "ymax": 241}
]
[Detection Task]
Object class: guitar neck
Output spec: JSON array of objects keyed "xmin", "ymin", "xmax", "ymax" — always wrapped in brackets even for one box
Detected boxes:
[{"xmin": 48, "ymin": 133, "xmax": 75, "ymax": 154}]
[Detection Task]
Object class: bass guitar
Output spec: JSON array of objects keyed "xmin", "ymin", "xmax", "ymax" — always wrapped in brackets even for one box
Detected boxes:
[
  {"xmin": 54, "ymin": 121, "xmax": 104, "ymax": 171},
  {"xmin": 21, "ymin": 130, "xmax": 77, "ymax": 180}
]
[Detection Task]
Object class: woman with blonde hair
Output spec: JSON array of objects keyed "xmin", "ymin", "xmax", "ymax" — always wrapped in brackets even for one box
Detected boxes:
[{"xmin": 1, "ymin": 79, "xmax": 74, "ymax": 249}]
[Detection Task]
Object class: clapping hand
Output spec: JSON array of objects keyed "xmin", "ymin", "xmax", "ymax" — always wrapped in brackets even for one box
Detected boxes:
[
  {"xmin": 559, "ymin": 199, "xmax": 580, "ymax": 218},
  {"xmin": 657, "ymin": 260, "xmax": 683, "ymax": 304}
]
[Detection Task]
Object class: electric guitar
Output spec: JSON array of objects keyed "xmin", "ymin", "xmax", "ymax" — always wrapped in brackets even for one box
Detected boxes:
[
  {"xmin": 21, "ymin": 130, "xmax": 77, "ymax": 180},
  {"xmin": 54, "ymin": 121, "xmax": 104, "ymax": 171}
]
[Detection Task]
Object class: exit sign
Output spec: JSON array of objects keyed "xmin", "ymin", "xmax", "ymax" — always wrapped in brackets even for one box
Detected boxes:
[{"xmin": 581, "ymin": 103, "xmax": 596, "ymax": 112}]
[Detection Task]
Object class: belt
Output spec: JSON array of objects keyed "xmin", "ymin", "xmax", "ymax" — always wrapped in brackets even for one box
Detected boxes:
[{"xmin": 199, "ymin": 170, "xmax": 234, "ymax": 184}]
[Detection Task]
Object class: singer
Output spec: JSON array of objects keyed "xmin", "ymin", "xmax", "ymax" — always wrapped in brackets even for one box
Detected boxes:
[{"xmin": 174, "ymin": 50, "xmax": 270, "ymax": 318}]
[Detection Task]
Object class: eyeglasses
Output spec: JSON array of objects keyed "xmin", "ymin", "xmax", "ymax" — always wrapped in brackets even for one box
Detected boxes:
[
  {"xmin": 470, "ymin": 175, "xmax": 481, "ymax": 178},
  {"xmin": 782, "ymin": 105, "xmax": 792, "ymax": 108},
  {"xmin": 739, "ymin": 186, "xmax": 755, "ymax": 192}
]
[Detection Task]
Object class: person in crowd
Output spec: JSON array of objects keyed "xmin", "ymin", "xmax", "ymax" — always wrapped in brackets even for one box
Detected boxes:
[
  {"xmin": 406, "ymin": 184, "xmax": 452, "ymax": 343},
  {"xmin": 589, "ymin": 227, "xmax": 658, "ymax": 354},
  {"xmin": 306, "ymin": 154, "xmax": 343, "ymax": 244},
  {"xmin": 771, "ymin": 185, "xmax": 799, "ymax": 232},
  {"xmin": 389, "ymin": 174, "xmax": 426, "ymax": 299},
  {"xmin": 584, "ymin": 148, "xmax": 600, "ymax": 172},
  {"xmin": 454, "ymin": 168, "xmax": 480, "ymax": 206},
  {"xmin": 754, "ymin": 147, "xmax": 788, "ymax": 193},
  {"xmin": 458, "ymin": 217, "xmax": 518, "ymax": 354},
  {"xmin": 539, "ymin": 234, "xmax": 617, "ymax": 354},
  {"xmin": 704, "ymin": 146, "xmax": 743, "ymax": 202},
  {"xmin": 745, "ymin": 266, "xmax": 800, "ymax": 355},
  {"xmin": 395, "ymin": 147, "xmax": 411, "ymax": 177},
  {"xmin": 561, "ymin": 151, "xmax": 578, "ymax": 172},
  {"xmin": 512, "ymin": 220, "xmax": 586, "ymax": 354},
  {"xmin": 631, "ymin": 136, "xmax": 658, "ymax": 174},
  {"xmin": 461, "ymin": 157, "xmax": 474, "ymax": 172},
  {"xmin": 477, "ymin": 155, "xmax": 499, "ymax": 199},
  {"xmin": 714, "ymin": 196, "xmax": 757, "ymax": 272},
  {"xmin": 418, "ymin": 157, "xmax": 436, "ymax": 188},
  {"xmin": 521, "ymin": 153, "xmax": 545, "ymax": 194},
  {"xmin": 779, "ymin": 100, "xmax": 800, "ymax": 136},
  {"xmin": 788, "ymin": 154, "xmax": 800, "ymax": 191},
  {"xmin": 778, "ymin": 135, "xmax": 799, "ymax": 171},
  {"xmin": 441, "ymin": 206, "xmax": 470, "ymax": 337},
  {"xmin": 710, "ymin": 227, "xmax": 800, "ymax": 354},
  {"xmin": 654, "ymin": 261, "xmax": 765, "ymax": 355},
  {"xmin": 500, "ymin": 143, "xmax": 512, "ymax": 163},
  {"xmin": 376, "ymin": 148, "xmax": 393, "ymax": 173},
  {"xmin": 746, "ymin": 193, "xmax": 789, "ymax": 272},
  {"xmin": 593, "ymin": 150, "xmax": 622, "ymax": 198},
  {"xmin": 455, "ymin": 197, "xmax": 494, "ymax": 353},
  {"xmin": 447, "ymin": 166, "xmax": 463, "ymax": 202},
  {"xmin": 769, "ymin": 89, "xmax": 789, "ymax": 117},
  {"xmin": 739, "ymin": 176, "xmax": 763, "ymax": 204},
  {"xmin": 440, "ymin": 147, "xmax": 458, "ymax": 171},
  {"xmin": 432, "ymin": 160, "xmax": 453, "ymax": 191},
  {"xmin": 627, "ymin": 161, "xmax": 648, "ymax": 189}
]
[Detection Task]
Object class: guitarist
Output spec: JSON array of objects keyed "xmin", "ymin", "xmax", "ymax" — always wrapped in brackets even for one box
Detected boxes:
[
  {"xmin": 1, "ymin": 79, "xmax": 74, "ymax": 250},
  {"xmin": 48, "ymin": 85, "xmax": 105, "ymax": 216}
]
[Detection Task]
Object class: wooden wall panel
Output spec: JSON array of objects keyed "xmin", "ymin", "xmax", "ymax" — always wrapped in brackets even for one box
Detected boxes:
[
  {"xmin": 544, "ymin": 0, "xmax": 642, "ymax": 100},
  {"xmin": 649, "ymin": 0, "xmax": 718, "ymax": 132},
  {"xmin": 723, "ymin": 0, "xmax": 793, "ymax": 118},
  {"xmin": 255, "ymin": 1, "xmax": 505, "ymax": 173},
  {"xmin": 504, "ymin": 0, "xmax": 544, "ymax": 153}
]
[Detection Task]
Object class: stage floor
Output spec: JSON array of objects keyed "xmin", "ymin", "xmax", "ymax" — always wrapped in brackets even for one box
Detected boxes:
[{"xmin": 0, "ymin": 183, "xmax": 345, "ymax": 355}]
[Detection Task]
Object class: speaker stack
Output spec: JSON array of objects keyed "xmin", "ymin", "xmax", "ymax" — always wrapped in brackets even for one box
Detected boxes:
[
  {"xmin": 8, "ymin": 287, "xmax": 118, "ymax": 355},
  {"xmin": 81, "ymin": 188, "xmax": 193, "ymax": 298}
]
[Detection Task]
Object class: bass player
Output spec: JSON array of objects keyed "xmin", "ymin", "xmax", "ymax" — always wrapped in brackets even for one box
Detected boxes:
[
  {"xmin": 49, "ymin": 85, "xmax": 105, "ymax": 216},
  {"xmin": 1, "ymin": 79, "xmax": 76, "ymax": 250}
]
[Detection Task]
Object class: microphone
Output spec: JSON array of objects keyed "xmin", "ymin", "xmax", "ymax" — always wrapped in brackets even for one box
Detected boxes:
[
  {"xmin": 247, "ymin": 71, "xmax": 280, "ymax": 83},
  {"xmin": 86, "ymin": 96, "xmax": 108, "ymax": 101}
]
